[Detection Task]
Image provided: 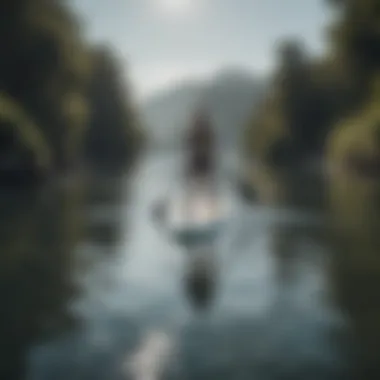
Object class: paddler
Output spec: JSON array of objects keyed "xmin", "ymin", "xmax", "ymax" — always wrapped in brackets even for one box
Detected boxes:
[
  {"xmin": 182, "ymin": 107, "xmax": 217, "ymax": 220},
  {"xmin": 184, "ymin": 108, "xmax": 215, "ymax": 183}
]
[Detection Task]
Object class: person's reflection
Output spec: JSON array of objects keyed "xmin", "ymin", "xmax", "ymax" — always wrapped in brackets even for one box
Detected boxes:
[
  {"xmin": 0, "ymin": 186, "xmax": 82, "ymax": 379},
  {"xmin": 328, "ymin": 171, "xmax": 380, "ymax": 379},
  {"xmin": 183, "ymin": 246, "xmax": 218, "ymax": 311}
]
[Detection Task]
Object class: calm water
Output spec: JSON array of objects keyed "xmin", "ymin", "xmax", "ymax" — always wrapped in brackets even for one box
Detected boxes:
[{"xmin": 1, "ymin": 150, "xmax": 380, "ymax": 380}]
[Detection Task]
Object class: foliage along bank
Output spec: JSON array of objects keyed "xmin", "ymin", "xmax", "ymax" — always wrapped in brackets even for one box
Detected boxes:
[
  {"xmin": 0, "ymin": 0, "xmax": 144, "ymax": 185},
  {"xmin": 243, "ymin": 0, "xmax": 380, "ymax": 176}
]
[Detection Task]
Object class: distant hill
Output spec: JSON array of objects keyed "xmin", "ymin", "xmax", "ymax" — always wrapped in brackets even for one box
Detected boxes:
[{"xmin": 141, "ymin": 68, "xmax": 267, "ymax": 149}]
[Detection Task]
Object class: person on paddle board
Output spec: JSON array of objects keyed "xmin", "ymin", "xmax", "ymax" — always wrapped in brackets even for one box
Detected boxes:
[{"xmin": 182, "ymin": 108, "xmax": 218, "ymax": 220}]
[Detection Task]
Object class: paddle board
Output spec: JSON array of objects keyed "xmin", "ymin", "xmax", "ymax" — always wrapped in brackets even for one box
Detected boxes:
[{"xmin": 151, "ymin": 184, "xmax": 231, "ymax": 247}]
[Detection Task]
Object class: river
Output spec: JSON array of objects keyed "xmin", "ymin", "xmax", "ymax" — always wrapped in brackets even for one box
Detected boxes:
[{"xmin": 1, "ymin": 149, "xmax": 380, "ymax": 379}]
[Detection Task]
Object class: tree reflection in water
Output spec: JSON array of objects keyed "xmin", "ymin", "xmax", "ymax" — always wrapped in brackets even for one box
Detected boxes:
[
  {"xmin": 0, "ymin": 175, "xmax": 128, "ymax": 380},
  {"xmin": 257, "ymin": 164, "xmax": 380, "ymax": 379},
  {"xmin": 82, "ymin": 177, "xmax": 128, "ymax": 249},
  {"xmin": 328, "ymin": 171, "xmax": 380, "ymax": 380},
  {"xmin": 240, "ymin": 164, "xmax": 349, "ymax": 378},
  {"xmin": 0, "ymin": 185, "xmax": 83, "ymax": 379}
]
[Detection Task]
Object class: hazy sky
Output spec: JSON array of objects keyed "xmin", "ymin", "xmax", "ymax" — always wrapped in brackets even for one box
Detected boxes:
[{"xmin": 72, "ymin": 0, "xmax": 331, "ymax": 100}]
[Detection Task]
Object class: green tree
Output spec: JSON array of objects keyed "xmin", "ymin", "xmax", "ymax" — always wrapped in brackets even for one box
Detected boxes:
[
  {"xmin": 0, "ymin": 0, "xmax": 90, "ymax": 172},
  {"xmin": 243, "ymin": 0, "xmax": 380, "ymax": 171},
  {"xmin": 327, "ymin": 0, "xmax": 380, "ymax": 110},
  {"xmin": 84, "ymin": 46, "xmax": 143, "ymax": 173},
  {"xmin": 0, "ymin": 92, "xmax": 51, "ymax": 175},
  {"xmin": 244, "ymin": 40, "xmax": 325, "ymax": 166},
  {"xmin": 0, "ymin": 0, "xmax": 144, "ymax": 183},
  {"xmin": 327, "ymin": 79, "xmax": 380, "ymax": 175}
]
